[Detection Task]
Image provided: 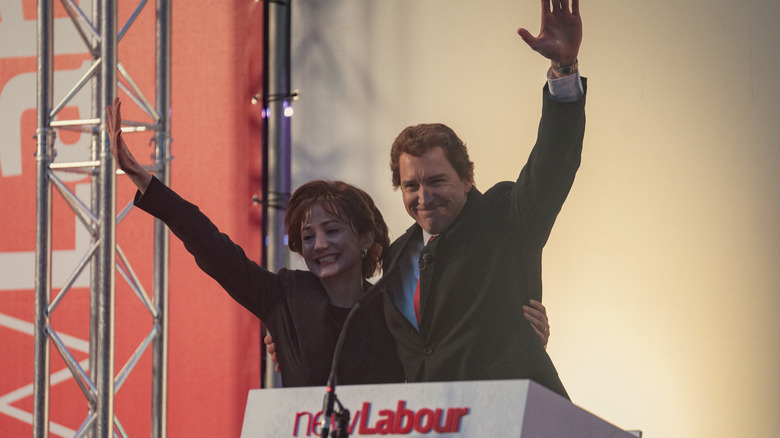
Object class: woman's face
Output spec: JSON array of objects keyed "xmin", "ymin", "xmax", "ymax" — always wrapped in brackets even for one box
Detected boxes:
[{"xmin": 300, "ymin": 203, "xmax": 371, "ymax": 284}]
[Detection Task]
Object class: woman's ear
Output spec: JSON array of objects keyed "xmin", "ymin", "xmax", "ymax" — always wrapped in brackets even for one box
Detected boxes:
[{"xmin": 359, "ymin": 231, "xmax": 375, "ymax": 253}]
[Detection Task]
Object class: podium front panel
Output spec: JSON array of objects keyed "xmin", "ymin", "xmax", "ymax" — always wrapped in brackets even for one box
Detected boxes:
[{"xmin": 240, "ymin": 379, "xmax": 635, "ymax": 437}]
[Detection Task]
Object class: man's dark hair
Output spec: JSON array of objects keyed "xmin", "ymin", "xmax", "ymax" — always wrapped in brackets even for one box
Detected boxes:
[{"xmin": 389, "ymin": 123, "xmax": 475, "ymax": 189}]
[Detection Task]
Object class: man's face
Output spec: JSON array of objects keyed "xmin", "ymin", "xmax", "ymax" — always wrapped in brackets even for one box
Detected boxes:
[{"xmin": 399, "ymin": 146, "xmax": 473, "ymax": 235}]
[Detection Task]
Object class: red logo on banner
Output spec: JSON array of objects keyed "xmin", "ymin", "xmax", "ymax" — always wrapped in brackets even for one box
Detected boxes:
[{"xmin": 293, "ymin": 400, "xmax": 470, "ymax": 436}]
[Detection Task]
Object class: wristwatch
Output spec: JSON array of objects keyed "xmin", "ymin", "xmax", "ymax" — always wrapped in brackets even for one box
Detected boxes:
[{"xmin": 552, "ymin": 60, "xmax": 578, "ymax": 75}]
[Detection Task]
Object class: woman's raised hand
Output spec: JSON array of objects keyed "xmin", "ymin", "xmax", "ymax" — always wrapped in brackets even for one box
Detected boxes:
[{"xmin": 106, "ymin": 97, "xmax": 153, "ymax": 193}]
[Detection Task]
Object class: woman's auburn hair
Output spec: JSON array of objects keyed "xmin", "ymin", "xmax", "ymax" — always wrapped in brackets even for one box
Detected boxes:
[{"xmin": 285, "ymin": 180, "xmax": 389, "ymax": 279}]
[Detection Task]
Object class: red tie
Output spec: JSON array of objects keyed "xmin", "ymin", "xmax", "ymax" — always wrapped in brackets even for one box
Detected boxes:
[{"xmin": 414, "ymin": 236, "xmax": 435, "ymax": 326}]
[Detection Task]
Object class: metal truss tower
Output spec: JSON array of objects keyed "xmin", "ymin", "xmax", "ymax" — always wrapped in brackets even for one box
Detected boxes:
[{"xmin": 34, "ymin": 1, "xmax": 171, "ymax": 437}]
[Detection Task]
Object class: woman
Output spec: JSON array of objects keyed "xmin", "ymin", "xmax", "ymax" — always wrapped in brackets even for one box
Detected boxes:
[{"xmin": 107, "ymin": 98, "xmax": 402, "ymax": 386}]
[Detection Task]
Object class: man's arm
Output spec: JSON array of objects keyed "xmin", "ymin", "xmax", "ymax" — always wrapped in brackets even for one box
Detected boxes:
[{"xmin": 510, "ymin": 0, "xmax": 586, "ymax": 248}]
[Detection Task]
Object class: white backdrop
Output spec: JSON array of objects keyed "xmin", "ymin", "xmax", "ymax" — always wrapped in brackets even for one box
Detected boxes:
[{"xmin": 289, "ymin": 1, "xmax": 780, "ymax": 437}]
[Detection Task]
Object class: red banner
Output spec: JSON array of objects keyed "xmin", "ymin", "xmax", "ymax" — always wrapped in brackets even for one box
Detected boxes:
[{"xmin": 0, "ymin": 1, "xmax": 264, "ymax": 436}]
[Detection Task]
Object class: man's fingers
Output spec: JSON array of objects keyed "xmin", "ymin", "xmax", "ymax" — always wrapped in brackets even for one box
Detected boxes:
[
  {"xmin": 528, "ymin": 299, "xmax": 547, "ymax": 315},
  {"xmin": 517, "ymin": 28, "xmax": 540, "ymax": 51},
  {"xmin": 523, "ymin": 307, "xmax": 544, "ymax": 330},
  {"xmin": 542, "ymin": 0, "xmax": 551, "ymax": 14},
  {"xmin": 524, "ymin": 303, "xmax": 546, "ymax": 320}
]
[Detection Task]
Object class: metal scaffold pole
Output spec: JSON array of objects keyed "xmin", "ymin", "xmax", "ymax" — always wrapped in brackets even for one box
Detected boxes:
[
  {"xmin": 33, "ymin": 1, "xmax": 54, "ymax": 435},
  {"xmin": 262, "ymin": 0, "xmax": 293, "ymax": 390},
  {"xmin": 151, "ymin": 0, "xmax": 171, "ymax": 438},
  {"xmin": 151, "ymin": 2, "xmax": 172, "ymax": 436},
  {"xmin": 94, "ymin": 1, "xmax": 118, "ymax": 435}
]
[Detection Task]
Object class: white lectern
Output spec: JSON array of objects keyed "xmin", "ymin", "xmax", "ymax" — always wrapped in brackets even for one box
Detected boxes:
[{"xmin": 240, "ymin": 379, "xmax": 639, "ymax": 437}]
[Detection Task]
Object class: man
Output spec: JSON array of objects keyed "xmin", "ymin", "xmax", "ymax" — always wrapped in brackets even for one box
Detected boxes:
[{"xmin": 382, "ymin": 0, "xmax": 584, "ymax": 399}]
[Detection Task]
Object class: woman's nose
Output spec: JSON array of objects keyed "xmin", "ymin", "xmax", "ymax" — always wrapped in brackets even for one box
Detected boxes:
[{"xmin": 313, "ymin": 233, "xmax": 328, "ymax": 250}]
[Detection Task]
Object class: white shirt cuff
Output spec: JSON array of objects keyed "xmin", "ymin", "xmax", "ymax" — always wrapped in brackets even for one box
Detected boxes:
[{"xmin": 546, "ymin": 68, "xmax": 584, "ymax": 102}]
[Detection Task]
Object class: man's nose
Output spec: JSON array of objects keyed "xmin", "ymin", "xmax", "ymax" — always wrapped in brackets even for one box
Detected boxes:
[{"xmin": 418, "ymin": 186, "xmax": 433, "ymax": 206}]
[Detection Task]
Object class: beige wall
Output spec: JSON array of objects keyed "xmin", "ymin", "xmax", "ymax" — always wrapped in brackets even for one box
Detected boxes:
[{"xmin": 291, "ymin": 1, "xmax": 780, "ymax": 436}]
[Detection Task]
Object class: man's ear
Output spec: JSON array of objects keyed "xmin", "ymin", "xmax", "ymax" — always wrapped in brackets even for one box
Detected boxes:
[{"xmin": 464, "ymin": 175, "xmax": 474, "ymax": 193}]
